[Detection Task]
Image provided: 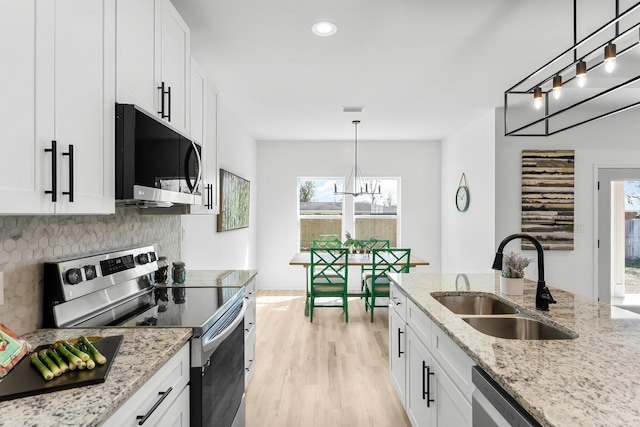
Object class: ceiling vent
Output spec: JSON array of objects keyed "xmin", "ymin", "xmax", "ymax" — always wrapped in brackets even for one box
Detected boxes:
[{"xmin": 342, "ymin": 106, "xmax": 364, "ymax": 113}]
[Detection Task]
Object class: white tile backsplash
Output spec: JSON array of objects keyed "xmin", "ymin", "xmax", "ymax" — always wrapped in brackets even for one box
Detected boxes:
[{"xmin": 0, "ymin": 208, "xmax": 181, "ymax": 334}]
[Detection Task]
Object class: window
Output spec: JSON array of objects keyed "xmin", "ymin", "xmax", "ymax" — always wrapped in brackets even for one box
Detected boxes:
[
  {"xmin": 353, "ymin": 178, "xmax": 399, "ymax": 246},
  {"xmin": 298, "ymin": 177, "xmax": 343, "ymax": 251}
]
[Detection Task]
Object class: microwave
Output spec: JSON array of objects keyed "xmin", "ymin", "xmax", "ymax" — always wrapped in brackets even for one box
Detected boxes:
[{"xmin": 115, "ymin": 103, "xmax": 202, "ymax": 207}]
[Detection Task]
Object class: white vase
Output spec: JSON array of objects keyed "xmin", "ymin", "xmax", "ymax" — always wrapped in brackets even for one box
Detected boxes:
[{"xmin": 500, "ymin": 276, "xmax": 524, "ymax": 295}]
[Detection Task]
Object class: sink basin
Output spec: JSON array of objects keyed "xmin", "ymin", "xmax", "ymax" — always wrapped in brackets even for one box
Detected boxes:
[
  {"xmin": 462, "ymin": 316, "xmax": 576, "ymax": 340},
  {"xmin": 432, "ymin": 294, "xmax": 518, "ymax": 315}
]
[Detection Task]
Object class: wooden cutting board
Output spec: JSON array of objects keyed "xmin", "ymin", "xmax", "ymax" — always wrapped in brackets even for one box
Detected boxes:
[{"xmin": 0, "ymin": 335, "xmax": 123, "ymax": 401}]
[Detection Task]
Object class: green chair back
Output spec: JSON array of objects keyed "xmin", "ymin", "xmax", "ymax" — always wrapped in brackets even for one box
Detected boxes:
[
  {"xmin": 363, "ymin": 238, "xmax": 390, "ymax": 251},
  {"xmin": 309, "ymin": 247, "xmax": 349, "ymax": 322},
  {"xmin": 365, "ymin": 248, "xmax": 411, "ymax": 322},
  {"xmin": 312, "ymin": 238, "xmax": 342, "ymax": 249},
  {"xmin": 371, "ymin": 248, "xmax": 411, "ymax": 282}
]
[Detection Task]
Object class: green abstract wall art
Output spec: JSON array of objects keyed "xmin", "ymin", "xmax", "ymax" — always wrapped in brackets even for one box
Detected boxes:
[{"xmin": 217, "ymin": 169, "xmax": 250, "ymax": 232}]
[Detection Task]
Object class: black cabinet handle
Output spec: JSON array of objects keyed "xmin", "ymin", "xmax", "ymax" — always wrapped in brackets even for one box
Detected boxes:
[
  {"xmin": 398, "ymin": 328, "xmax": 404, "ymax": 358},
  {"xmin": 44, "ymin": 140, "xmax": 57, "ymax": 202},
  {"xmin": 158, "ymin": 82, "xmax": 170, "ymax": 119},
  {"xmin": 62, "ymin": 144, "xmax": 74, "ymax": 202},
  {"xmin": 136, "ymin": 387, "xmax": 173, "ymax": 425},
  {"xmin": 167, "ymin": 85, "xmax": 171, "ymax": 122},
  {"xmin": 204, "ymin": 183, "xmax": 212, "ymax": 209},
  {"xmin": 422, "ymin": 361, "xmax": 435, "ymax": 407}
]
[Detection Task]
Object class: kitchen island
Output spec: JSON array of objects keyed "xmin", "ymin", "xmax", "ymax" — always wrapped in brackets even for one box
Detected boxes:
[
  {"xmin": 0, "ymin": 327, "xmax": 191, "ymax": 426},
  {"xmin": 389, "ymin": 273, "xmax": 640, "ymax": 427}
]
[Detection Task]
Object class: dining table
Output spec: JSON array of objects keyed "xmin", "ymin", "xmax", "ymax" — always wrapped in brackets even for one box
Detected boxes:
[{"xmin": 289, "ymin": 252, "xmax": 429, "ymax": 316}]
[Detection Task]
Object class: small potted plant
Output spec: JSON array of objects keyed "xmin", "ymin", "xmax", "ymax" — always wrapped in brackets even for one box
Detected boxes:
[{"xmin": 500, "ymin": 251, "xmax": 532, "ymax": 295}]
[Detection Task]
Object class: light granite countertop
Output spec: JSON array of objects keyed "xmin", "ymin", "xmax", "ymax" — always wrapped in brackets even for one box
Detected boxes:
[
  {"xmin": 0, "ymin": 327, "xmax": 192, "ymax": 427},
  {"xmin": 388, "ymin": 272, "xmax": 640, "ymax": 427}
]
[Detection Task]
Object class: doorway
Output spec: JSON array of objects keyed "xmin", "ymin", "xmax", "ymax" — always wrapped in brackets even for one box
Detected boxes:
[{"xmin": 597, "ymin": 168, "xmax": 640, "ymax": 310}]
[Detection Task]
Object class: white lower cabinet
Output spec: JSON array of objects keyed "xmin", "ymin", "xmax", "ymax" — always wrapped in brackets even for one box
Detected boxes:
[
  {"xmin": 244, "ymin": 277, "xmax": 257, "ymax": 385},
  {"xmin": 389, "ymin": 304, "xmax": 406, "ymax": 405},
  {"xmin": 102, "ymin": 344, "xmax": 190, "ymax": 426},
  {"xmin": 390, "ymin": 284, "xmax": 474, "ymax": 427}
]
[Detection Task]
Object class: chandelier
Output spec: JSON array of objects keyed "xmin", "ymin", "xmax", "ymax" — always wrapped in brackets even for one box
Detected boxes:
[
  {"xmin": 504, "ymin": 0, "xmax": 640, "ymax": 136},
  {"xmin": 333, "ymin": 120, "xmax": 381, "ymax": 197}
]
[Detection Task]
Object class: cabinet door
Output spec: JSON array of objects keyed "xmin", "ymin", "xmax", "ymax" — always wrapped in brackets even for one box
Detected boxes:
[
  {"xmin": 389, "ymin": 306, "xmax": 406, "ymax": 406},
  {"xmin": 190, "ymin": 58, "xmax": 205, "ymax": 144},
  {"xmin": 54, "ymin": 0, "xmax": 115, "ymax": 214},
  {"xmin": 0, "ymin": 1, "xmax": 54, "ymax": 214},
  {"xmin": 157, "ymin": 385, "xmax": 190, "ymax": 427},
  {"xmin": 406, "ymin": 328, "xmax": 434, "ymax": 427},
  {"xmin": 432, "ymin": 359, "xmax": 472, "ymax": 427},
  {"xmin": 116, "ymin": 0, "xmax": 158, "ymax": 115},
  {"xmin": 189, "ymin": 78, "xmax": 218, "ymax": 214},
  {"xmin": 159, "ymin": 0, "xmax": 190, "ymax": 135}
]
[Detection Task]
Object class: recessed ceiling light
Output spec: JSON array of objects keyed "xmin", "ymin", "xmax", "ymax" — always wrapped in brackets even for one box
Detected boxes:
[
  {"xmin": 312, "ymin": 21, "xmax": 337, "ymax": 37},
  {"xmin": 343, "ymin": 106, "xmax": 364, "ymax": 113}
]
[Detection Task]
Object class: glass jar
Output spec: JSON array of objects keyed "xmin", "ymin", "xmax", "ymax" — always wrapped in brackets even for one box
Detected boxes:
[
  {"xmin": 154, "ymin": 256, "xmax": 169, "ymax": 284},
  {"xmin": 172, "ymin": 261, "xmax": 186, "ymax": 285}
]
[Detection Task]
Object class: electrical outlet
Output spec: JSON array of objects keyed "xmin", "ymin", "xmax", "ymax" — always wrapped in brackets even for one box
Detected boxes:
[{"xmin": 0, "ymin": 272, "xmax": 4, "ymax": 306}]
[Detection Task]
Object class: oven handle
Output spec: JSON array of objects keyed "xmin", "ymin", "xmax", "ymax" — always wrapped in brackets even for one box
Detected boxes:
[{"xmin": 202, "ymin": 300, "xmax": 246, "ymax": 355}]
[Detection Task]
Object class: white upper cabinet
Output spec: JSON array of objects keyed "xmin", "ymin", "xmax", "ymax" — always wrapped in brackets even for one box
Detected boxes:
[
  {"xmin": 115, "ymin": 0, "xmax": 158, "ymax": 115},
  {"xmin": 116, "ymin": 0, "xmax": 190, "ymax": 135},
  {"xmin": 0, "ymin": 1, "xmax": 53, "ymax": 214},
  {"xmin": 159, "ymin": 0, "xmax": 190, "ymax": 135},
  {"xmin": 0, "ymin": 0, "xmax": 115, "ymax": 215},
  {"xmin": 188, "ymin": 59, "xmax": 218, "ymax": 214}
]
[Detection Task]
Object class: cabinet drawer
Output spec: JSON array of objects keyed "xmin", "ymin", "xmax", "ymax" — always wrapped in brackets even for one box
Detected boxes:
[
  {"xmin": 431, "ymin": 325, "xmax": 475, "ymax": 402},
  {"xmin": 244, "ymin": 277, "xmax": 257, "ymax": 298},
  {"xmin": 407, "ymin": 298, "xmax": 432, "ymax": 346},
  {"xmin": 389, "ymin": 283, "xmax": 407, "ymax": 320},
  {"xmin": 245, "ymin": 328, "xmax": 256, "ymax": 387},
  {"xmin": 102, "ymin": 344, "xmax": 190, "ymax": 426},
  {"xmin": 245, "ymin": 297, "xmax": 256, "ymax": 337}
]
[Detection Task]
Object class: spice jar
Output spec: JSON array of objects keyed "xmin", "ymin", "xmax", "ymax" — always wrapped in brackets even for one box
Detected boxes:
[
  {"xmin": 154, "ymin": 256, "xmax": 169, "ymax": 284},
  {"xmin": 172, "ymin": 261, "xmax": 186, "ymax": 285}
]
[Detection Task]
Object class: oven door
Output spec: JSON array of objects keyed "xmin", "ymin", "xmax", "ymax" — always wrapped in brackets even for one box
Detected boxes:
[{"xmin": 191, "ymin": 301, "xmax": 246, "ymax": 427}]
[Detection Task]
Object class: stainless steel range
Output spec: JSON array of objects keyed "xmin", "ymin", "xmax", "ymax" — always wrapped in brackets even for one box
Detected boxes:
[{"xmin": 43, "ymin": 245, "xmax": 246, "ymax": 427}]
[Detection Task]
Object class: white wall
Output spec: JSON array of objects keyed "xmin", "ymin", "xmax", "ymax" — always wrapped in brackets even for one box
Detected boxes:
[
  {"xmin": 257, "ymin": 139, "xmax": 440, "ymax": 290},
  {"xmin": 181, "ymin": 97, "xmax": 258, "ymax": 270},
  {"xmin": 441, "ymin": 110, "xmax": 496, "ymax": 273},
  {"xmin": 495, "ymin": 107, "xmax": 640, "ymax": 298}
]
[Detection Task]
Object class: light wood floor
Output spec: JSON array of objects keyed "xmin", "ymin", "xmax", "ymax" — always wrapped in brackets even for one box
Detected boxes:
[{"xmin": 245, "ymin": 290, "xmax": 411, "ymax": 427}]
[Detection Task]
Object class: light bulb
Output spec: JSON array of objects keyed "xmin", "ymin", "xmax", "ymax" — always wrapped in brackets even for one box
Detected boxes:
[
  {"xmin": 534, "ymin": 98, "xmax": 543, "ymax": 109},
  {"xmin": 533, "ymin": 87, "xmax": 543, "ymax": 110},
  {"xmin": 604, "ymin": 57, "xmax": 616, "ymax": 73},
  {"xmin": 577, "ymin": 74, "xmax": 586, "ymax": 87},
  {"xmin": 552, "ymin": 75, "xmax": 562, "ymax": 100}
]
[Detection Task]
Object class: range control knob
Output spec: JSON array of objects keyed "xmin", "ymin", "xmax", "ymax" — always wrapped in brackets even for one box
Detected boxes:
[
  {"xmin": 83, "ymin": 265, "xmax": 97, "ymax": 281},
  {"xmin": 136, "ymin": 253, "xmax": 150, "ymax": 265},
  {"xmin": 65, "ymin": 268, "xmax": 83, "ymax": 285},
  {"xmin": 122, "ymin": 256, "xmax": 135, "ymax": 269}
]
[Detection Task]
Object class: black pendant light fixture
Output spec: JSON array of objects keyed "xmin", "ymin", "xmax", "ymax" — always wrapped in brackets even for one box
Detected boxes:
[
  {"xmin": 504, "ymin": 0, "xmax": 640, "ymax": 136},
  {"xmin": 334, "ymin": 120, "xmax": 381, "ymax": 197}
]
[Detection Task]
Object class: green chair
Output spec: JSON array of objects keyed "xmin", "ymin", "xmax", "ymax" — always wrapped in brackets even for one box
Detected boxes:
[
  {"xmin": 312, "ymin": 237, "xmax": 342, "ymax": 248},
  {"xmin": 364, "ymin": 248, "xmax": 411, "ymax": 322},
  {"xmin": 360, "ymin": 238, "xmax": 390, "ymax": 291},
  {"xmin": 309, "ymin": 247, "xmax": 349, "ymax": 323}
]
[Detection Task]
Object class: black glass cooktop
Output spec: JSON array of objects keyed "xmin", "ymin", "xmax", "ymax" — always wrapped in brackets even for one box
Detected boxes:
[{"xmin": 118, "ymin": 286, "xmax": 243, "ymax": 336}]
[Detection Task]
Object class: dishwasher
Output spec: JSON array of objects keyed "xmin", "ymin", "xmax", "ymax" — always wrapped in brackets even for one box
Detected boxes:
[{"xmin": 472, "ymin": 366, "xmax": 542, "ymax": 427}]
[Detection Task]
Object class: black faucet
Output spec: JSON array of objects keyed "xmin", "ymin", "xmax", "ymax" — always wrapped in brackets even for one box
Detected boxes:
[{"xmin": 492, "ymin": 233, "xmax": 557, "ymax": 311}]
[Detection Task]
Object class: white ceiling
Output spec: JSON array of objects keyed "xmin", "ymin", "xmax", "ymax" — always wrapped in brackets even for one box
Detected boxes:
[{"xmin": 171, "ymin": 0, "xmax": 618, "ymax": 141}]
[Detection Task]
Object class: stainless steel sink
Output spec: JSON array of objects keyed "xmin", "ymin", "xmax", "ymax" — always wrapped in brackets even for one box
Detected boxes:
[
  {"xmin": 462, "ymin": 316, "xmax": 576, "ymax": 340},
  {"xmin": 431, "ymin": 294, "xmax": 518, "ymax": 315}
]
